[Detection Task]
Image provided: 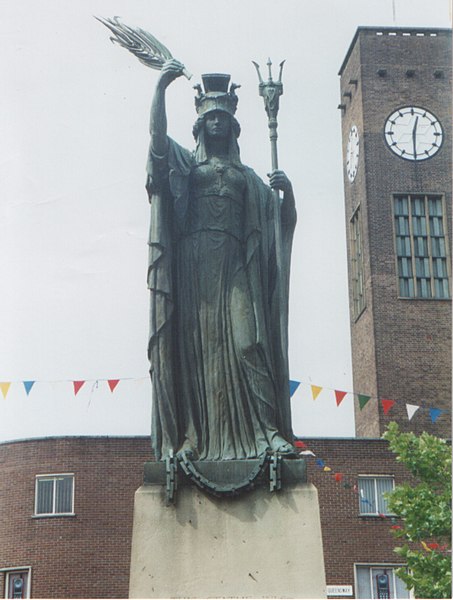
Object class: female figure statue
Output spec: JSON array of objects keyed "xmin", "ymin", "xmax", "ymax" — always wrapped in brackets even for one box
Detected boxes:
[{"xmin": 147, "ymin": 60, "xmax": 296, "ymax": 461}]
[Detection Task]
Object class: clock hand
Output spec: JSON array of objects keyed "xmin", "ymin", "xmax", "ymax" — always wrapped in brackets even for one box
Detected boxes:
[{"xmin": 412, "ymin": 116, "xmax": 419, "ymax": 159}]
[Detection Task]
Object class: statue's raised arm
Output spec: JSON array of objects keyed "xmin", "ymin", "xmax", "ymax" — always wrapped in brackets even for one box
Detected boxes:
[{"xmin": 149, "ymin": 59, "xmax": 186, "ymax": 156}]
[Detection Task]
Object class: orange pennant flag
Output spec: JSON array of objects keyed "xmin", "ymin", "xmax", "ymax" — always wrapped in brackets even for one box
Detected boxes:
[
  {"xmin": 73, "ymin": 381, "xmax": 85, "ymax": 396},
  {"xmin": 0, "ymin": 382, "xmax": 11, "ymax": 399},
  {"xmin": 311, "ymin": 385, "xmax": 323, "ymax": 400},
  {"xmin": 108, "ymin": 380, "xmax": 120, "ymax": 393},
  {"xmin": 335, "ymin": 390, "xmax": 347, "ymax": 406},
  {"xmin": 381, "ymin": 399, "xmax": 396, "ymax": 415}
]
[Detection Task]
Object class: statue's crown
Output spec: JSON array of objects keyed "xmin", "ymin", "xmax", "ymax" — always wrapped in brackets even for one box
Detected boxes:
[{"xmin": 194, "ymin": 74, "xmax": 240, "ymax": 117}]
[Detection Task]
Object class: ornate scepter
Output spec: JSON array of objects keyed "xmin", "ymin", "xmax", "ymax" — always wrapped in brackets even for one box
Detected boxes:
[
  {"xmin": 95, "ymin": 16, "xmax": 192, "ymax": 79},
  {"xmin": 253, "ymin": 59, "xmax": 288, "ymax": 359}
]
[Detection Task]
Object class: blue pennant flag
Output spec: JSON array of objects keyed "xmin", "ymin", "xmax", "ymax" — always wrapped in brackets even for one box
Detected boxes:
[
  {"xmin": 315, "ymin": 459, "xmax": 325, "ymax": 468},
  {"xmin": 289, "ymin": 380, "xmax": 301, "ymax": 397},
  {"xmin": 23, "ymin": 381, "xmax": 36, "ymax": 396},
  {"xmin": 429, "ymin": 407, "xmax": 443, "ymax": 423}
]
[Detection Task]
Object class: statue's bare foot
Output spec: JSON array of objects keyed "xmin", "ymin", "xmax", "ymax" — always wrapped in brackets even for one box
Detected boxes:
[
  {"xmin": 269, "ymin": 434, "xmax": 297, "ymax": 456},
  {"xmin": 176, "ymin": 439, "xmax": 198, "ymax": 461}
]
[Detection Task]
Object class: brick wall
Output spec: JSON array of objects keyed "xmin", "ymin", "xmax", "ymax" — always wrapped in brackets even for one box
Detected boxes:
[
  {"xmin": 0, "ymin": 437, "xmax": 152, "ymax": 599},
  {"xmin": 306, "ymin": 437, "xmax": 415, "ymax": 596},
  {"xmin": 0, "ymin": 436, "xmax": 420, "ymax": 599}
]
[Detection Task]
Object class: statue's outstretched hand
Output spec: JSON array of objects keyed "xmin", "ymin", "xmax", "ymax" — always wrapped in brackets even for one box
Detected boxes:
[
  {"xmin": 268, "ymin": 170, "xmax": 292, "ymax": 193},
  {"xmin": 158, "ymin": 59, "xmax": 186, "ymax": 88}
]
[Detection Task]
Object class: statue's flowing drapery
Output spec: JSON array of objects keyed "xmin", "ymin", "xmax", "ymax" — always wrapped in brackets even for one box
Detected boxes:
[{"xmin": 146, "ymin": 138, "xmax": 296, "ymax": 460}]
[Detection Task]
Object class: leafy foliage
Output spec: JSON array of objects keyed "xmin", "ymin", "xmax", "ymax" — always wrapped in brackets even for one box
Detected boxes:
[{"xmin": 383, "ymin": 422, "xmax": 451, "ymax": 598}]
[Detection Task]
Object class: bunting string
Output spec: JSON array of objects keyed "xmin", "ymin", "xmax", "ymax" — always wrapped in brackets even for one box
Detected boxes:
[{"xmin": 0, "ymin": 376, "xmax": 448, "ymax": 424}]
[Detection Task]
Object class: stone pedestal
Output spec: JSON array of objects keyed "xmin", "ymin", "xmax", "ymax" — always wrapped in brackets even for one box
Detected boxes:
[{"xmin": 129, "ymin": 459, "xmax": 326, "ymax": 598}]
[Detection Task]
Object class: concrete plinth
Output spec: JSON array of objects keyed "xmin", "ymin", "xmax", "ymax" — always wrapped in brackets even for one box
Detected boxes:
[{"xmin": 129, "ymin": 478, "xmax": 326, "ymax": 598}]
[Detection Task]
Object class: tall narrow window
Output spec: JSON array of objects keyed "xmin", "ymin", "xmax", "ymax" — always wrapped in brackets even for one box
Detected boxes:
[
  {"xmin": 394, "ymin": 194, "xmax": 450, "ymax": 298},
  {"xmin": 34, "ymin": 474, "xmax": 74, "ymax": 516},
  {"xmin": 350, "ymin": 206, "xmax": 366, "ymax": 317}
]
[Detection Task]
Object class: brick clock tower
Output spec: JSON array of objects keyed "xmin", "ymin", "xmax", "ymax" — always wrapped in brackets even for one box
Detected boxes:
[{"xmin": 339, "ymin": 27, "xmax": 452, "ymax": 438}]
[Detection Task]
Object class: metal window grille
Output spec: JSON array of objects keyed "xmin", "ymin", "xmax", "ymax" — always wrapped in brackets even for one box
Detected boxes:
[
  {"xmin": 35, "ymin": 475, "xmax": 74, "ymax": 515},
  {"xmin": 394, "ymin": 194, "xmax": 450, "ymax": 298}
]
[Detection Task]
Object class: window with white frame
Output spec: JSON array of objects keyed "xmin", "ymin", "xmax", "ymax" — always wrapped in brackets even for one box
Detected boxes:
[
  {"xmin": 393, "ymin": 194, "xmax": 450, "ymax": 299},
  {"xmin": 358, "ymin": 476, "xmax": 394, "ymax": 515},
  {"xmin": 3, "ymin": 569, "xmax": 31, "ymax": 599},
  {"xmin": 34, "ymin": 474, "xmax": 74, "ymax": 516},
  {"xmin": 355, "ymin": 565, "xmax": 410, "ymax": 599}
]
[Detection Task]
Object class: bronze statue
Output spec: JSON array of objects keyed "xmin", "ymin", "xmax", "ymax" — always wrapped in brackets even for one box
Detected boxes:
[
  {"xmin": 147, "ymin": 60, "xmax": 296, "ymax": 460},
  {"xmin": 96, "ymin": 18, "xmax": 296, "ymax": 462}
]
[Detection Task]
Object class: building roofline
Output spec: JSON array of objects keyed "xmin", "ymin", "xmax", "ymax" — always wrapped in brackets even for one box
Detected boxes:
[
  {"xmin": 1, "ymin": 434, "xmax": 450, "ymax": 447},
  {"xmin": 0, "ymin": 434, "xmax": 150, "ymax": 446},
  {"xmin": 338, "ymin": 25, "xmax": 452, "ymax": 76}
]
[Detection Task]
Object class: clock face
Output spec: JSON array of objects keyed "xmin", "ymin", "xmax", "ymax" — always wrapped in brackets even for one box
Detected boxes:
[
  {"xmin": 346, "ymin": 125, "xmax": 360, "ymax": 182},
  {"xmin": 384, "ymin": 106, "xmax": 443, "ymax": 161}
]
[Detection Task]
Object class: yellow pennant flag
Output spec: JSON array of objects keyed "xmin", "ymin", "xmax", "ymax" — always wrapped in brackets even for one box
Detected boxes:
[
  {"xmin": 0, "ymin": 382, "xmax": 11, "ymax": 399},
  {"xmin": 421, "ymin": 541, "xmax": 432, "ymax": 553},
  {"xmin": 323, "ymin": 466, "xmax": 332, "ymax": 472},
  {"xmin": 311, "ymin": 385, "xmax": 323, "ymax": 400}
]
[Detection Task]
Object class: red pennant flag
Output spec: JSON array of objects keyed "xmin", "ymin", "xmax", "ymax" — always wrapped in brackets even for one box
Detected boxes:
[
  {"xmin": 108, "ymin": 379, "xmax": 120, "ymax": 393},
  {"xmin": 381, "ymin": 399, "xmax": 396, "ymax": 415},
  {"xmin": 294, "ymin": 440, "xmax": 306, "ymax": 449},
  {"xmin": 391, "ymin": 525, "xmax": 402, "ymax": 530},
  {"xmin": 427, "ymin": 542, "xmax": 439, "ymax": 550},
  {"xmin": 335, "ymin": 390, "xmax": 347, "ymax": 406},
  {"xmin": 334, "ymin": 473, "xmax": 343, "ymax": 482},
  {"xmin": 73, "ymin": 381, "xmax": 85, "ymax": 395}
]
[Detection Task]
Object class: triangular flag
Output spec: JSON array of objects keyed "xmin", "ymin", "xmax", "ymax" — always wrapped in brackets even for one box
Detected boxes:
[
  {"xmin": 289, "ymin": 380, "xmax": 300, "ymax": 396},
  {"xmin": 315, "ymin": 459, "xmax": 325, "ymax": 468},
  {"xmin": 334, "ymin": 473, "xmax": 343, "ymax": 482},
  {"xmin": 73, "ymin": 381, "xmax": 85, "ymax": 396},
  {"xmin": 294, "ymin": 440, "xmax": 306, "ymax": 449},
  {"xmin": 108, "ymin": 379, "xmax": 120, "ymax": 393},
  {"xmin": 343, "ymin": 482, "xmax": 352, "ymax": 489},
  {"xmin": 421, "ymin": 541, "xmax": 432, "ymax": 553},
  {"xmin": 358, "ymin": 394, "xmax": 371, "ymax": 410},
  {"xmin": 334, "ymin": 390, "xmax": 347, "ymax": 406},
  {"xmin": 299, "ymin": 450, "xmax": 316, "ymax": 457},
  {"xmin": 406, "ymin": 403, "xmax": 420, "ymax": 420},
  {"xmin": 323, "ymin": 466, "xmax": 332, "ymax": 472},
  {"xmin": 381, "ymin": 399, "xmax": 396, "ymax": 415},
  {"xmin": 0, "ymin": 382, "xmax": 11, "ymax": 399},
  {"xmin": 429, "ymin": 407, "xmax": 443, "ymax": 423},
  {"xmin": 23, "ymin": 381, "xmax": 35, "ymax": 396},
  {"xmin": 311, "ymin": 385, "xmax": 323, "ymax": 401}
]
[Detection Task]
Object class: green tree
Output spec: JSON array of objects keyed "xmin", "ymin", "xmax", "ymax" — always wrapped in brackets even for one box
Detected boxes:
[{"xmin": 383, "ymin": 422, "xmax": 451, "ymax": 599}]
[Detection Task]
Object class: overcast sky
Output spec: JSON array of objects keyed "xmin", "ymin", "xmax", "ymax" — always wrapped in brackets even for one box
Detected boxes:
[{"xmin": 0, "ymin": 0, "xmax": 450, "ymax": 443}]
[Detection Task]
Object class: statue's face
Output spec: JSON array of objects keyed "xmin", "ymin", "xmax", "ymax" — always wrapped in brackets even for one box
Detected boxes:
[{"xmin": 204, "ymin": 111, "xmax": 231, "ymax": 140}]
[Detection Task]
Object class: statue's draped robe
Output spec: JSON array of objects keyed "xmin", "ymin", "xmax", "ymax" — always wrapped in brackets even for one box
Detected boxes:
[{"xmin": 146, "ymin": 138, "xmax": 296, "ymax": 460}]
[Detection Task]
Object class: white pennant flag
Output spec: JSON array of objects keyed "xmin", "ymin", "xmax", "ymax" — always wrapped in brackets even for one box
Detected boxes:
[{"xmin": 406, "ymin": 403, "xmax": 420, "ymax": 421}]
